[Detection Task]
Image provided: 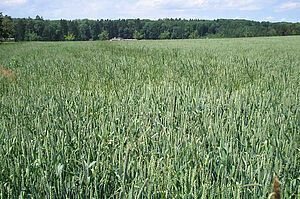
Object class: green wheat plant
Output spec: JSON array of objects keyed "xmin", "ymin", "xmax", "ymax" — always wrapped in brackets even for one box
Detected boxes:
[{"xmin": 0, "ymin": 36, "xmax": 299, "ymax": 198}]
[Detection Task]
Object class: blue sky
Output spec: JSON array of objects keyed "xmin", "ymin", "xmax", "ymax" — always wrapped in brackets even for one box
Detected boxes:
[{"xmin": 0, "ymin": 0, "xmax": 299, "ymax": 22}]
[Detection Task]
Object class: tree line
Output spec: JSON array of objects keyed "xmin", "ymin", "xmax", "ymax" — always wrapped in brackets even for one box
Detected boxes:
[{"xmin": 1, "ymin": 13, "xmax": 300, "ymax": 41}]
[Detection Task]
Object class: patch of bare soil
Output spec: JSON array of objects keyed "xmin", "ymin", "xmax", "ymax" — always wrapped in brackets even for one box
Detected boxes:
[{"xmin": 0, "ymin": 66, "xmax": 15, "ymax": 79}]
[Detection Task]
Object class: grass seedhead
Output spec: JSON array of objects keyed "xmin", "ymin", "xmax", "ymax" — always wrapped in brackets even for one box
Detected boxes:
[
  {"xmin": 268, "ymin": 175, "xmax": 281, "ymax": 199},
  {"xmin": 272, "ymin": 176, "xmax": 281, "ymax": 199}
]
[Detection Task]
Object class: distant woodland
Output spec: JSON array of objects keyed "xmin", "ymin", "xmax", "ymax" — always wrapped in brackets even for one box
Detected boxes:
[{"xmin": 1, "ymin": 13, "xmax": 300, "ymax": 41}]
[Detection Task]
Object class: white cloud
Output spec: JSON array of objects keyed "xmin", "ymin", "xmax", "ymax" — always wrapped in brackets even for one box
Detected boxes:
[
  {"xmin": 281, "ymin": 18, "xmax": 286, "ymax": 21},
  {"xmin": 3, "ymin": 0, "xmax": 297, "ymax": 21},
  {"xmin": 225, "ymin": 0, "xmax": 255, "ymax": 8},
  {"xmin": 37, "ymin": 0, "xmax": 117, "ymax": 19},
  {"xmin": 136, "ymin": 0, "xmax": 206, "ymax": 9},
  {"xmin": 264, "ymin": 16, "xmax": 273, "ymax": 21},
  {"xmin": 125, "ymin": 0, "xmax": 275, "ymax": 19},
  {"xmin": 240, "ymin": 5, "xmax": 262, "ymax": 11},
  {"xmin": 0, "ymin": 0, "xmax": 27, "ymax": 5},
  {"xmin": 135, "ymin": 0, "xmax": 268, "ymax": 10},
  {"xmin": 279, "ymin": 1, "xmax": 300, "ymax": 10}
]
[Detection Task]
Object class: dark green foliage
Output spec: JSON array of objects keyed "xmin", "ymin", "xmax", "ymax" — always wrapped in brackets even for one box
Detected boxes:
[
  {"xmin": 189, "ymin": 30, "xmax": 199, "ymax": 39},
  {"xmin": 60, "ymin": 19, "xmax": 69, "ymax": 37},
  {"xmin": 64, "ymin": 32, "xmax": 75, "ymax": 41},
  {"xmin": 14, "ymin": 19, "xmax": 26, "ymax": 41},
  {"xmin": 79, "ymin": 20, "xmax": 91, "ymax": 40},
  {"xmin": 159, "ymin": 31, "xmax": 170, "ymax": 39},
  {"xmin": 0, "ymin": 13, "xmax": 3, "ymax": 40},
  {"xmin": 2, "ymin": 13, "xmax": 300, "ymax": 41},
  {"xmin": 98, "ymin": 30, "xmax": 109, "ymax": 40},
  {"xmin": 0, "ymin": 13, "xmax": 15, "ymax": 41},
  {"xmin": 133, "ymin": 30, "xmax": 143, "ymax": 40}
]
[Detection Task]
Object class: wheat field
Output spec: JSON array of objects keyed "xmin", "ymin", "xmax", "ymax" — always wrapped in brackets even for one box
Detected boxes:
[{"xmin": 0, "ymin": 36, "xmax": 299, "ymax": 198}]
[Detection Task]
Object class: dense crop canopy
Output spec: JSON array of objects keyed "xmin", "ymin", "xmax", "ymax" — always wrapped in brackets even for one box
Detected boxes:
[{"xmin": 0, "ymin": 36, "xmax": 299, "ymax": 198}]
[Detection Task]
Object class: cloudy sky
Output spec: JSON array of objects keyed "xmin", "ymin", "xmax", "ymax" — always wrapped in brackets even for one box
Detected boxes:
[{"xmin": 0, "ymin": 0, "xmax": 299, "ymax": 22}]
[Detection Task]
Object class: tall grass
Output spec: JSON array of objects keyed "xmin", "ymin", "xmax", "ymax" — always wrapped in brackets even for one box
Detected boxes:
[{"xmin": 0, "ymin": 36, "xmax": 299, "ymax": 198}]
